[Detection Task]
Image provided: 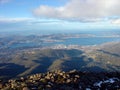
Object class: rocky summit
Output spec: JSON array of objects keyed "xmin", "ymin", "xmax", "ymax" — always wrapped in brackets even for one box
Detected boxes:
[{"xmin": 0, "ymin": 70, "xmax": 120, "ymax": 90}]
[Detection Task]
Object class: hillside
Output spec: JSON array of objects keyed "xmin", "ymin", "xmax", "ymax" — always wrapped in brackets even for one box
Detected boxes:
[
  {"xmin": 86, "ymin": 42, "xmax": 120, "ymax": 71},
  {"xmin": 0, "ymin": 42, "xmax": 120, "ymax": 79}
]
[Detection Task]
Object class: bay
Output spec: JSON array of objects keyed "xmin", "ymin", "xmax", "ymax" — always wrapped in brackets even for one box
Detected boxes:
[{"xmin": 45, "ymin": 37, "xmax": 120, "ymax": 46}]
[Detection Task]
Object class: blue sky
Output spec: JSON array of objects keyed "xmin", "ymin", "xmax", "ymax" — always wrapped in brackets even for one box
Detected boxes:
[{"xmin": 0, "ymin": 0, "xmax": 120, "ymax": 32}]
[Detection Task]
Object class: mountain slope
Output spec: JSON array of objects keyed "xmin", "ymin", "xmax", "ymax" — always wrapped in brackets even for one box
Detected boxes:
[{"xmin": 0, "ymin": 42, "xmax": 120, "ymax": 79}]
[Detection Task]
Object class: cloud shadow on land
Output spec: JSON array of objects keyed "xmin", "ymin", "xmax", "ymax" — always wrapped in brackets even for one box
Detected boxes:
[{"xmin": 0, "ymin": 63, "xmax": 27, "ymax": 79}]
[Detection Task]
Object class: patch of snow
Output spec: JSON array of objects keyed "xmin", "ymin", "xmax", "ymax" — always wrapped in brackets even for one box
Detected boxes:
[
  {"xmin": 86, "ymin": 88, "xmax": 91, "ymax": 90},
  {"xmin": 79, "ymin": 86, "xmax": 82, "ymax": 89},
  {"xmin": 104, "ymin": 78, "xmax": 119, "ymax": 83},
  {"xmin": 94, "ymin": 81, "xmax": 103, "ymax": 87},
  {"xmin": 94, "ymin": 78, "xmax": 120, "ymax": 87}
]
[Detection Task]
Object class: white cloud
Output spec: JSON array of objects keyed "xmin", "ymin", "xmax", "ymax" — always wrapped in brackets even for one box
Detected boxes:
[
  {"xmin": 0, "ymin": 17, "xmax": 64, "ymax": 26},
  {"xmin": 0, "ymin": 0, "xmax": 11, "ymax": 4},
  {"xmin": 33, "ymin": 0, "xmax": 120, "ymax": 22},
  {"xmin": 111, "ymin": 19, "xmax": 120, "ymax": 25},
  {"xmin": 0, "ymin": 17, "xmax": 33, "ymax": 23}
]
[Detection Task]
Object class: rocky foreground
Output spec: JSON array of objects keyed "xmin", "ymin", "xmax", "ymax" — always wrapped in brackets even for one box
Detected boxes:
[{"xmin": 0, "ymin": 70, "xmax": 120, "ymax": 90}]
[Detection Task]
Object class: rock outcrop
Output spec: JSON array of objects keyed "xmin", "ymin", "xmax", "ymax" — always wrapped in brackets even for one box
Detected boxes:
[{"xmin": 0, "ymin": 70, "xmax": 120, "ymax": 90}]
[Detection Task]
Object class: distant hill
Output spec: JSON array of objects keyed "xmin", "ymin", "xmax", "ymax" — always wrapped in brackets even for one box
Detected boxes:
[
  {"xmin": 86, "ymin": 42, "xmax": 120, "ymax": 71},
  {"xmin": 0, "ymin": 42, "xmax": 120, "ymax": 79}
]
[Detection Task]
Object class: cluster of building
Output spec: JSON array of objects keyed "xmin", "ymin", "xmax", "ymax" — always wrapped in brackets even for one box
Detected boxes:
[{"xmin": 47, "ymin": 44, "xmax": 82, "ymax": 50}]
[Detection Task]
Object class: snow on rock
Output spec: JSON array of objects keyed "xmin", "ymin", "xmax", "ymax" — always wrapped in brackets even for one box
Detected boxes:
[
  {"xmin": 94, "ymin": 81, "xmax": 103, "ymax": 87},
  {"xmin": 94, "ymin": 78, "xmax": 120, "ymax": 87},
  {"xmin": 86, "ymin": 88, "xmax": 91, "ymax": 90}
]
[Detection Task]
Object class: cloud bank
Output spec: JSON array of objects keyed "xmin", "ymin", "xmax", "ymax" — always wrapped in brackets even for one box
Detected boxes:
[
  {"xmin": 33, "ymin": 0, "xmax": 120, "ymax": 22},
  {"xmin": 0, "ymin": 17, "xmax": 33, "ymax": 23}
]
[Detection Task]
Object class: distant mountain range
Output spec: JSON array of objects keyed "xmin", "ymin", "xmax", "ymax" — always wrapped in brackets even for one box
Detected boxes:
[{"xmin": 0, "ymin": 42, "xmax": 120, "ymax": 79}]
